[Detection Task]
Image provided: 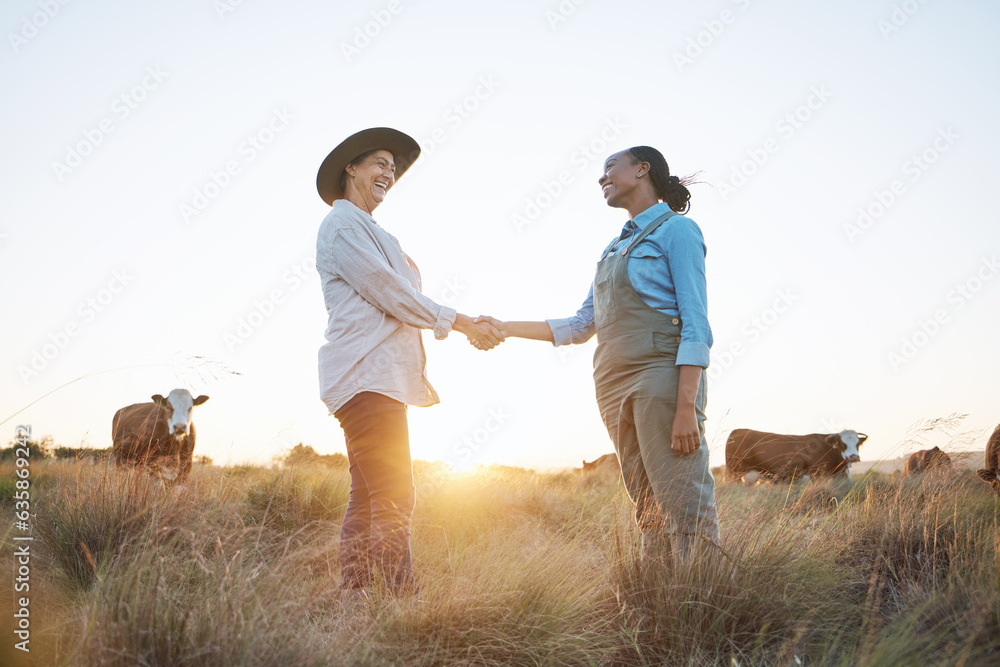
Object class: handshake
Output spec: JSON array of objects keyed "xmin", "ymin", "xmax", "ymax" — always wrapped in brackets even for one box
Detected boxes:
[{"xmin": 455, "ymin": 314, "xmax": 507, "ymax": 351}]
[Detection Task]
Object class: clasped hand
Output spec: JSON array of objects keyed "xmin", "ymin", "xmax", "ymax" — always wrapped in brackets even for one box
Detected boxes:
[{"xmin": 461, "ymin": 315, "xmax": 507, "ymax": 351}]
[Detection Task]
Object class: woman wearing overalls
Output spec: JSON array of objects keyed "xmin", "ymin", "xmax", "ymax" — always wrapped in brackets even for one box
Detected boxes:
[{"xmin": 492, "ymin": 146, "xmax": 720, "ymax": 567}]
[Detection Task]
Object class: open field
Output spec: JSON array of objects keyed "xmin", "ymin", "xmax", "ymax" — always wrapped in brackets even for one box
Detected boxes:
[
  {"xmin": 2, "ymin": 457, "xmax": 999, "ymax": 667},
  {"xmin": 852, "ymin": 451, "xmax": 986, "ymax": 476}
]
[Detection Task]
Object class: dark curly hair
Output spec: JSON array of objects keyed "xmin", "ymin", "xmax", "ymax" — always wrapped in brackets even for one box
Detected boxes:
[{"xmin": 626, "ymin": 146, "xmax": 695, "ymax": 214}]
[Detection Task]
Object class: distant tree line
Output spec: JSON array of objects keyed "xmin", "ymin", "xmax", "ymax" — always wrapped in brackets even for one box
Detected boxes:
[
  {"xmin": 1, "ymin": 437, "xmax": 211, "ymax": 465},
  {"xmin": 279, "ymin": 443, "xmax": 348, "ymax": 469},
  {"xmin": 0, "ymin": 436, "xmax": 61, "ymax": 461}
]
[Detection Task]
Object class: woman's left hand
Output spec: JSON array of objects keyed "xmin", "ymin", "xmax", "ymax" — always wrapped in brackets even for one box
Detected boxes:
[{"xmin": 671, "ymin": 408, "xmax": 701, "ymax": 455}]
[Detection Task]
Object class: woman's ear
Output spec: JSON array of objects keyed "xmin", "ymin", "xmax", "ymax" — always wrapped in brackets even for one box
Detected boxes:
[{"xmin": 636, "ymin": 160, "xmax": 651, "ymax": 178}]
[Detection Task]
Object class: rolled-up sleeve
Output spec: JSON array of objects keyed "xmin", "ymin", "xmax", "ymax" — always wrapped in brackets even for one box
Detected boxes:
[
  {"xmin": 665, "ymin": 219, "xmax": 713, "ymax": 367},
  {"xmin": 327, "ymin": 229, "xmax": 457, "ymax": 339},
  {"xmin": 546, "ymin": 285, "xmax": 596, "ymax": 347}
]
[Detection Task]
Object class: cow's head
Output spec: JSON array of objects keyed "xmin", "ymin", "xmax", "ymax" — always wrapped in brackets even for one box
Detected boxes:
[
  {"xmin": 977, "ymin": 468, "xmax": 1000, "ymax": 494},
  {"xmin": 826, "ymin": 430, "xmax": 867, "ymax": 464},
  {"xmin": 151, "ymin": 389, "xmax": 209, "ymax": 438}
]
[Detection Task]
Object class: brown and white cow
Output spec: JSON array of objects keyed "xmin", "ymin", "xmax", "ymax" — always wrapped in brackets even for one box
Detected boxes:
[
  {"xmin": 112, "ymin": 389, "xmax": 209, "ymax": 484},
  {"xmin": 904, "ymin": 446, "xmax": 952, "ymax": 476},
  {"xmin": 725, "ymin": 428, "xmax": 867, "ymax": 482},
  {"xmin": 976, "ymin": 424, "xmax": 1000, "ymax": 494}
]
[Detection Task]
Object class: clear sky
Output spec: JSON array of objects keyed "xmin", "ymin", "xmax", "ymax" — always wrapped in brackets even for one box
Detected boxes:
[{"xmin": 2, "ymin": 0, "xmax": 998, "ymax": 471}]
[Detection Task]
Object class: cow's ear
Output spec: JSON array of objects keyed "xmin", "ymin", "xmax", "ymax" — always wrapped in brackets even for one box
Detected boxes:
[
  {"xmin": 825, "ymin": 434, "xmax": 842, "ymax": 447},
  {"xmin": 193, "ymin": 395, "xmax": 210, "ymax": 406},
  {"xmin": 151, "ymin": 394, "xmax": 167, "ymax": 406},
  {"xmin": 978, "ymin": 469, "xmax": 997, "ymax": 482},
  {"xmin": 857, "ymin": 433, "xmax": 868, "ymax": 445}
]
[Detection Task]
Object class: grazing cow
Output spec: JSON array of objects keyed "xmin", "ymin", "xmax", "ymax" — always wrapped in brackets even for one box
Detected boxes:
[
  {"xmin": 904, "ymin": 446, "xmax": 952, "ymax": 476},
  {"xmin": 725, "ymin": 429, "xmax": 867, "ymax": 482},
  {"xmin": 976, "ymin": 424, "xmax": 1000, "ymax": 493},
  {"xmin": 579, "ymin": 453, "xmax": 619, "ymax": 474},
  {"xmin": 112, "ymin": 389, "xmax": 209, "ymax": 484}
]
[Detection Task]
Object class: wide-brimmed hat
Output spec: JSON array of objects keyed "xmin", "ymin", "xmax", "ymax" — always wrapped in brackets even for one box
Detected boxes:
[{"xmin": 316, "ymin": 127, "xmax": 421, "ymax": 205}]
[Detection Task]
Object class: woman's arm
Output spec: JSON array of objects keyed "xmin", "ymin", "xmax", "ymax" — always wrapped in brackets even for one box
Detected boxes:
[
  {"xmin": 326, "ymin": 229, "xmax": 502, "ymax": 348},
  {"xmin": 664, "ymin": 218, "xmax": 711, "ymax": 367},
  {"xmin": 477, "ymin": 284, "xmax": 596, "ymax": 346},
  {"xmin": 672, "ymin": 365, "xmax": 702, "ymax": 455},
  {"xmin": 664, "ymin": 219, "xmax": 711, "ymax": 454},
  {"xmin": 496, "ymin": 321, "xmax": 554, "ymax": 342}
]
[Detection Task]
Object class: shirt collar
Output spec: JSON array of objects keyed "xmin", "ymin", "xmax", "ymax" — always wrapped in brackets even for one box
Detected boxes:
[
  {"xmin": 630, "ymin": 202, "xmax": 672, "ymax": 231},
  {"xmin": 334, "ymin": 198, "xmax": 377, "ymax": 223}
]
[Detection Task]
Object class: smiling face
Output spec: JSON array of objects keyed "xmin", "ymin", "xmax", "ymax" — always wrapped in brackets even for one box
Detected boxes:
[
  {"xmin": 344, "ymin": 149, "xmax": 396, "ymax": 213},
  {"xmin": 598, "ymin": 150, "xmax": 650, "ymax": 210}
]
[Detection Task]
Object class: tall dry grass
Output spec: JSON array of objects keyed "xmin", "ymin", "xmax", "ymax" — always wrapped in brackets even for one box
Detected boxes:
[{"xmin": 2, "ymin": 456, "xmax": 999, "ymax": 666}]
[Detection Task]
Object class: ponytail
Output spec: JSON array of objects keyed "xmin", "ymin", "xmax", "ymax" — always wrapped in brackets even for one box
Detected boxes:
[{"xmin": 627, "ymin": 146, "xmax": 696, "ymax": 214}]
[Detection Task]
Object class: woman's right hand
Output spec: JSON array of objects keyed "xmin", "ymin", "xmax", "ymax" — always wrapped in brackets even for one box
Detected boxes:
[{"xmin": 455, "ymin": 314, "xmax": 506, "ymax": 350}]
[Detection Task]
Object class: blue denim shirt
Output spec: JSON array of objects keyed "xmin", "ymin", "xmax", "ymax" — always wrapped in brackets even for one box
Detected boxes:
[{"xmin": 547, "ymin": 202, "xmax": 713, "ymax": 368}]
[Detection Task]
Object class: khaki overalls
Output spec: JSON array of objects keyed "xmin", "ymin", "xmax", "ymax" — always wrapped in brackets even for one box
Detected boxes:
[{"xmin": 592, "ymin": 211, "xmax": 720, "ymax": 562}]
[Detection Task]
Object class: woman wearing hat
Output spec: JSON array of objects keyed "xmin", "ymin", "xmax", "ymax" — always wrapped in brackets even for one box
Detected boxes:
[
  {"xmin": 486, "ymin": 146, "xmax": 720, "ymax": 568},
  {"xmin": 315, "ymin": 127, "xmax": 503, "ymax": 596}
]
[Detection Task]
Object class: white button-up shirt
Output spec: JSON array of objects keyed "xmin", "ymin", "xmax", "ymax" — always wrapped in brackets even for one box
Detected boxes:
[{"xmin": 316, "ymin": 199, "xmax": 457, "ymax": 415}]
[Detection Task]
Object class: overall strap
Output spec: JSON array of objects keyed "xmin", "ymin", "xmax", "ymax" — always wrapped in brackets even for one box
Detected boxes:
[{"xmin": 625, "ymin": 210, "xmax": 677, "ymax": 253}]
